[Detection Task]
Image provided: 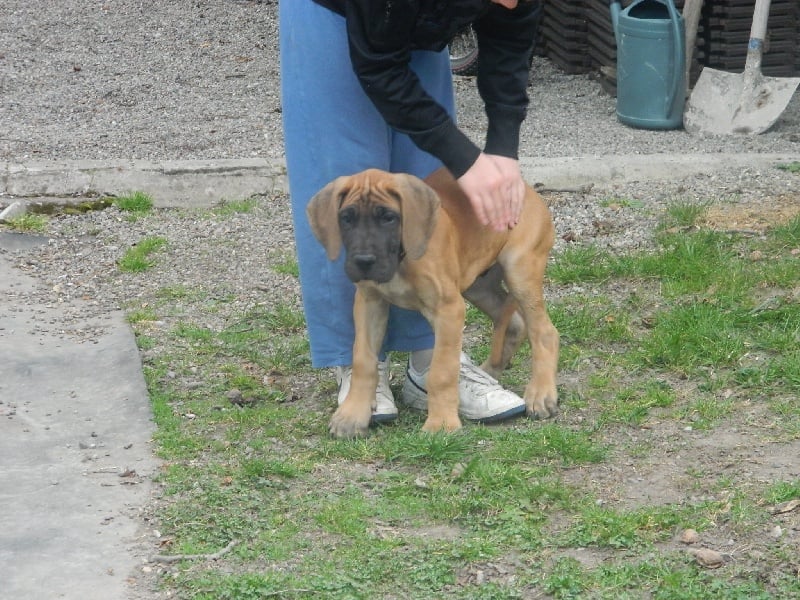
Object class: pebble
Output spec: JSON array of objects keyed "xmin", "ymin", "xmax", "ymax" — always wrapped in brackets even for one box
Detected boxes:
[
  {"xmin": 680, "ymin": 528, "xmax": 700, "ymax": 544},
  {"xmin": 689, "ymin": 548, "xmax": 726, "ymax": 569}
]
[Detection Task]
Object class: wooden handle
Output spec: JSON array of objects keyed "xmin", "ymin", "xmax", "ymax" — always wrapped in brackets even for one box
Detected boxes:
[
  {"xmin": 750, "ymin": 0, "xmax": 771, "ymax": 41},
  {"xmin": 682, "ymin": 0, "xmax": 703, "ymax": 91}
]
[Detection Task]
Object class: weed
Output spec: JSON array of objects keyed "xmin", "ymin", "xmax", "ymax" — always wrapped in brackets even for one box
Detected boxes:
[
  {"xmin": 126, "ymin": 307, "xmax": 159, "ymax": 324},
  {"xmin": 763, "ymin": 480, "xmax": 800, "ymax": 504},
  {"xmin": 114, "ymin": 190, "xmax": 154, "ymax": 215},
  {"xmin": 660, "ymin": 199, "xmax": 710, "ymax": 229},
  {"xmin": 118, "ymin": 236, "xmax": 167, "ymax": 272},
  {"xmin": 213, "ymin": 197, "xmax": 258, "ymax": 216},
  {"xmin": 559, "ymin": 503, "xmax": 684, "ymax": 549},
  {"xmin": 548, "ymin": 245, "xmax": 614, "ymax": 284},
  {"xmin": 273, "ymin": 254, "xmax": 300, "ymax": 277},
  {"xmin": 4, "ymin": 213, "xmax": 48, "ymax": 233},
  {"xmin": 599, "ymin": 196, "xmax": 646, "ymax": 209},
  {"xmin": 600, "ymin": 380, "xmax": 675, "ymax": 425}
]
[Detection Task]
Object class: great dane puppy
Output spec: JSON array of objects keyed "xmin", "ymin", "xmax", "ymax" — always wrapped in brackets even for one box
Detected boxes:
[{"xmin": 307, "ymin": 167, "xmax": 559, "ymax": 438}]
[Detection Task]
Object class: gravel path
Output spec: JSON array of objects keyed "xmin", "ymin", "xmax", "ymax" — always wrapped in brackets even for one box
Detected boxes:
[{"xmin": 2, "ymin": 0, "xmax": 798, "ymax": 163}]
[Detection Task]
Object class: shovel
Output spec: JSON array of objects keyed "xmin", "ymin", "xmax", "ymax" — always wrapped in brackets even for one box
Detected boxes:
[{"xmin": 683, "ymin": 0, "xmax": 800, "ymax": 135}]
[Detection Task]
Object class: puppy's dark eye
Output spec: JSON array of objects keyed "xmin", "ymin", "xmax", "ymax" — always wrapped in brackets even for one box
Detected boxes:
[
  {"xmin": 338, "ymin": 208, "xmax": 357, "ymax": 228},
  {"xmin": 374, "ymin": 206, "xmax": 399, "ymax": 226},
  {"xmin": 380, "ymin": 212, "xmax": 398, "ymax": 225}
]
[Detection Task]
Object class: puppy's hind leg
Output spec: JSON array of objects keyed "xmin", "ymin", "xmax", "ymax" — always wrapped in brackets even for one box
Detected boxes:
[{"xmin": 463, "ymin": 264, "xmax": 525, "ymax": 379}]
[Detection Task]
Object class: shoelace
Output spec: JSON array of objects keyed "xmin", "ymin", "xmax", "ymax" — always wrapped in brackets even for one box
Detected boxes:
[
  {"xmin": 458, "ymin": 359, "xmax": 500, "ymax": 387},
  {"xmin": 377, "ymin": 361, "xmax": 392, "ymax": 393}
]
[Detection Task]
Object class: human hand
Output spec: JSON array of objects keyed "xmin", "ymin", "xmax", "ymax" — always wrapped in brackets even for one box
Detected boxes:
[{"xmin": 457, "ymin": 153, "xmax": 525, "ymax": 232}]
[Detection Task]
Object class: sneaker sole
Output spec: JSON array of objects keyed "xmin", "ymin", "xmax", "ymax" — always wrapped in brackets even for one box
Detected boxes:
[
  {"xmin": 466, "ymin": 403, "xmax": 526, "ymax": 424},
  {"xmin": 402, "ymin": 371, "xmax": 527, "ymax": 424},
  {"xmin": 371, "ymin": 412, "xmax": 398, "ymax": 425}
]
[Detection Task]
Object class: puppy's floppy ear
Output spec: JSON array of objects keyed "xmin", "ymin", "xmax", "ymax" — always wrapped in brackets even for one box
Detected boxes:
[
  {"xmin": 307, "ymin": 177, "xmax": 348, "ymax": 261},
  {"xmin": 394, "ymin": 173, "xmax": 440, "ymax": 260}
]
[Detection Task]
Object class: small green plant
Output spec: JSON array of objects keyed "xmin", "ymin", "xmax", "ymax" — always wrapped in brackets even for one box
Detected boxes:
[
  {"xmin": 126, "ymin": 307, "xmax": 159, "ymax": 324},
  {"xmin": 4, "ymin": 213, "xmax": 48, "ymax": 233},
  {"xmin": 763, "ymin": 480, "xmax": 800, "ymax": 504},
  {"xmin": 118, "ymin": 236, "xmax": 167, "ymax": 272},
  {"xmin": 213, "ymin": 197, "xmax": 258, "ymax": 216},
  {"xmin": 599, "ymin": 196, "xmax": 645, "ymax": 209},
  {"xmin": 273, "ymin": 255, "xmax": 300, "ymax": 277},
  {"xmin": 114, "ymin": 191, "xmax": 154, "ymax": 215},
  {"xmin": 547, "ymin": 245, "xmax": 614, "ymax": 284},
  {"xmin": 660, "ymin": 199, "xmax": 710, "ymax": 229},
  {"xmin": 560, "ymin": 503, "xmax": 683, "ymax": 549},
  {"xmin": 776, "ymin": 161, "xmax": 800, "ymax": 174}
]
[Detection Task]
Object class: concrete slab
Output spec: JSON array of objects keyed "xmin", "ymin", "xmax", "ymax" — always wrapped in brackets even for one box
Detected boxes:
[
  {"xmin": 1, "ymin": 158, "xmax": 287, "ymax": 208},
  {"xmin": 3, "ymin": 153, "xmax": 800, "ymax": 208},
  {"xmin": 0, "ymin": 243, "xmax": 158, "ymax": 600}
]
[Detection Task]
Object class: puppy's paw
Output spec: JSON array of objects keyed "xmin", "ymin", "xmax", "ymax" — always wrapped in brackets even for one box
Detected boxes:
[
  {"xmin": 329, "ymin": 404, "xmax": 371, "ymax": 439},
  {"xmin": 478, "ymin": 360, "xmax": 504, "ymax": 380},
  {"xmin": 525, "ymin": 389, "xmax": 559, "ymax": 420},
  {"xmin": 421, "ymin": 414, "xmax": 462, "ymax": 434}
]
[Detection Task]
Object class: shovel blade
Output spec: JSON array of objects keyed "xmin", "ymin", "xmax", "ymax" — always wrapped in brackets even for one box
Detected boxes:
[{"xmin": 684, "ymin": 67, "xmax": 800, "ymax": 135}]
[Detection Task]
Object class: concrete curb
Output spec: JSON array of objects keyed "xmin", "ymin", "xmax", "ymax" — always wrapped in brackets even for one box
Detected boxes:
[
  {"xmin": 1, "ymin": 158, "xmax": 287, "ymax": 208},
  {"xmin": 518, "ymin": 153, "xmax": 800, "ymax": 190},
  {"xmin": 2, "ymin": 153, "xmax": 799, "ymax": 208}
]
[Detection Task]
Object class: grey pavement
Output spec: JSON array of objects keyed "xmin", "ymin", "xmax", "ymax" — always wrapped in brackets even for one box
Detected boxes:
[
  {"xmin": 1, "ymin": 152, "xmax": 800, "ymax": 600},
  {"xmin": 0, "ymin": 231, "xmax": 158, "ymax": 599}
]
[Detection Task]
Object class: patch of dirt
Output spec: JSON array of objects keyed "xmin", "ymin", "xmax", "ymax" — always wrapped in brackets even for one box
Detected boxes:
[{"xmin": 701, "ymin": 193, "xmax": 800, "ymax": 233}]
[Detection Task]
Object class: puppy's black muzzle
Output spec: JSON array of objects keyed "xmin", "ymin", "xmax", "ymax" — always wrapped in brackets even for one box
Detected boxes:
[
  {"xmin": 339, "ymin": 204, "xmax": 403, "ymax": 284},
  {"xmin": 352, "ymin": 253, "xmax": 377, "ymax": 271}
]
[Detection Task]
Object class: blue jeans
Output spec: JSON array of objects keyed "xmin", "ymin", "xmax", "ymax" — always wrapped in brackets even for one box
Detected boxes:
[{"xmin": 280, "ymin": 0, "xmax": 456, "ymax": 368}]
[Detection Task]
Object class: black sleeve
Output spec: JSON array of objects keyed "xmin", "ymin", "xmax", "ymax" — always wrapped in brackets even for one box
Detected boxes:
[
  {"xmin": 474, "ymin": 1, "xmax": 541, "ymax": 159},
  {"xmin": 343, "ymin": 0, "xmax": 539, "ymax": 177},
  {"xmin": 344, "ymin": 0, "xmax": 480, "ymax": 178}
]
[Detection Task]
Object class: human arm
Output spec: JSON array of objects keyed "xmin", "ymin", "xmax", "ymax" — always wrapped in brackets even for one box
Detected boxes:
[
  {"xmin": 460, "ymin": 2, "xmax": 540, "ymax": 230},
  {"xmin": 344, "ymin": 0, "xmax": 540, "ymax": 230}
]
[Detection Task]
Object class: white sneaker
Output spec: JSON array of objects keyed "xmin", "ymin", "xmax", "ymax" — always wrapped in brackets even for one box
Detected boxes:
[
  {"xmin": 401, "ymin": 352, "xmax": 526, "ymax": 423},
  {"xmin": 335, "ymin": 359, "xmax": 398, "ymax": 424}
]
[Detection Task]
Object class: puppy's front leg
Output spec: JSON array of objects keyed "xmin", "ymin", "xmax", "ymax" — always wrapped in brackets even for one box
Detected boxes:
[
  {"xmin": 329, "ymin": 289, "xmax": 389, "ymax": 438},
  {"xmin": 421, "ymin": 294, "xmax": 465, "ymax": 433},
  {"xmin": 505, "ymin": 255, "xmax": 559, "ymax": 419}
]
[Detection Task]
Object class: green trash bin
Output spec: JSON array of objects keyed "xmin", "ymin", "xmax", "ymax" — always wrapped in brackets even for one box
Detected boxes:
[{"xmin": 610, "ymin": 0, "xmax": 686, "ymax": 130}]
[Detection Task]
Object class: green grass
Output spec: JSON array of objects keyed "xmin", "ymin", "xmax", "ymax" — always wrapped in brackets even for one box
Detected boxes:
[
  {"xmin": 599, "ymin": 196, "xmax": 646, "ymax": 210},
  {"xmin": 212, "ymin": 197, "xmax": 259, "ymax": 216},
  {"xmin": 114, "ymin": 190, "xmax": 154, "ymax": 218},
  {"xmin": 273, "ymin": 253, "xmax": 300, "ymax": 277},
  {"xmin": 123, "ymin": 196, "xmax": 800, "ymax": 599},
  {"xmin": 118, "ymin": 236, "xmax": 167, "ymax": 272},
  {"xmin": 3, "ymin": 213, "xmax": 48, "ymax": 233}
]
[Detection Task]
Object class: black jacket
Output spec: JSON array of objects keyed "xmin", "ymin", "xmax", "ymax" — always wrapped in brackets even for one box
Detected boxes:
[{"xmin": 311, "ymin": 0, "xmax": 541, "ymax": 177}]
